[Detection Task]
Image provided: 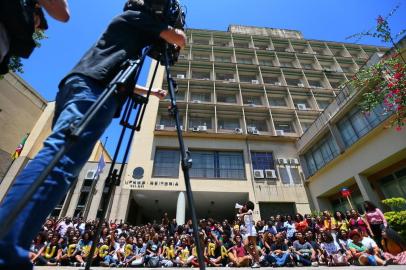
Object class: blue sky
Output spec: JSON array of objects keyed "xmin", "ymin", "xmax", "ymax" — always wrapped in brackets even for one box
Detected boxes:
[{"xmin": 19, "ymin": 0, "xmax": 405, "ymax": 156}]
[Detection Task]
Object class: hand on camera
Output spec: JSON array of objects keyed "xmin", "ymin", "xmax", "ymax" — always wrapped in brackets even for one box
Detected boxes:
[
  {"xmin": 160, "ymin": 27, "xmax": 187, "ymax": 49},
  {"xmin": 153, "ymin": 89, "xmax": 167, "ymax": 100}
]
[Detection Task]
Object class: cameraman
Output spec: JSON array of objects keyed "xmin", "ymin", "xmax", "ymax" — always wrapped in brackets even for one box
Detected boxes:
[{"xmin": 0, "ymin": 0, "xmax": 186, "ymax": 269}]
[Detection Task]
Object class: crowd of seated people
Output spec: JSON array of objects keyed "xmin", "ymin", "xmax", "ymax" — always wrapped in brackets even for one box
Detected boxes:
[{"xmin": 29, "ymin": 201, "xmax": 406, "ymax": 267}]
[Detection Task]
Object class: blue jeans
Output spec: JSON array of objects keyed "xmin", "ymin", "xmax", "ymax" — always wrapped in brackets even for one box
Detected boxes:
[
  {"xmin": 0, "ymin": 75, "xmax": 118, "ymax": 269},
  {"xmin": 266, "ymin": 253, "xmax": 290, "ymax": 266}
]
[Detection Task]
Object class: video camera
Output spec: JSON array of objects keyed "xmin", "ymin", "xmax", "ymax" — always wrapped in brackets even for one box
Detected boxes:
[{"xmin": 124, "ymin": 0, "xmax": 186, "ymax": 66}]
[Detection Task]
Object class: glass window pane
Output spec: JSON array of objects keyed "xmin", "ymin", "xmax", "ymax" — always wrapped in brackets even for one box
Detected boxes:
[
  {"xmin": 312, "ymin": 148, "xmax": 324, "ymax": 170},
  {"xmin": 251, "ymin": 152, "xmax": 275, "ymax": 170},
  {"xmin": 218, "ymin": 152, "xmax": 245, "ymax": 179},
  {"xmin": 338, "ymin": 118, "xmax": 358, "ymax": 147},
  {"xmin": 218, "ymin": 118, "xmax": 240, "ymax": 130},
  {"xmin": 190, "ymin": 151, "xmax": 215, "ymax": 178},
  {"xmin": 153, "ymin": 149, "xmax": 180, "ymax": 177},
  {"xmin": 305, "ymin": 153, "xmax": 317, "ymax": 175},
  {"xmin": 350, "ymin": 111, "xmax": 370, "ymax": 137}
]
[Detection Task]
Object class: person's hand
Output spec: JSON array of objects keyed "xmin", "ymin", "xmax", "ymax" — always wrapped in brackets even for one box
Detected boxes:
[
  {"xmin": 153, "ymin": 89, "xmax": 167, "ymax": 100},
  {"xmin": 160, "ymin": 27, "xmax": 187, "ymax": 49}
]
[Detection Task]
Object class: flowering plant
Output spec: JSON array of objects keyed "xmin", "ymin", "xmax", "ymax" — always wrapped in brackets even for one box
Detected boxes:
[{"xmin": 348, "ymin": 6, "xmax": 406, "ymax": 130}]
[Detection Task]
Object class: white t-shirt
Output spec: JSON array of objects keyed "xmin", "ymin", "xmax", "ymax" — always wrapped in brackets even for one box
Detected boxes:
[
  {"xmin": 241, "ymin": 209, "xmax": 257, "ymax": 238},
  {"xmin": 0, "ymin": 23, "xmax": 10, "ymax": 63},
  {"xmin": 362, "ymin": 236, "xmax": 377, "ymax": 250}
]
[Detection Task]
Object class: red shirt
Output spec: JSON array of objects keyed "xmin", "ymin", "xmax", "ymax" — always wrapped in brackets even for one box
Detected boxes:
[{"xmin": 233, "ymin": 244, "xmax": 246, "ymax": 257}]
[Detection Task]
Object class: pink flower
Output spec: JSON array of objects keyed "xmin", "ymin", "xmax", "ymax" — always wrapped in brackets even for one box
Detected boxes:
[
  {"xmin": 396, "ymin": 126, "xmax": 402, "ymax": 131},
  {"xmin": 394, "ymin": 72, "xmax": 403, "ymax": 80},
  {"xmin": 388, "ymin": 83, "xmax": 394, "ymax": 88}
]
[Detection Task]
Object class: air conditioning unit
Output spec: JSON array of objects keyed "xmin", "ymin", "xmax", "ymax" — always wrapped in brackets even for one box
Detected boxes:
[
  {"xmin": 311, "ymin": 51, "xmax": 317, "ymax": 55},
  {"xmin": 176, "ymin": 125, "xmax": 183, "ymax": 131},
  {"xmin": 285, "ymin": 48, "xmax": 293, "ymax": 52},
  {"xmin": 248, "ymin": 103, "xmax": 257, "ymax": 107},
  {"xmin": 252, "ymin": 130, "xmax": 260, "ymax": 135},
  {"xmin": 297, "ymin": 103, "xmax": 307, "ymax": 110},
  {"xmin": 251, "ymin": 80, "xmax": 259, "ymax": 84},
  {"xmin": 198, "ymin": 125, "xmax": 208, "ymax": 131},
  {"xmin": 192, "ymin": 100, "xmax": 201, "ymax": 104},
  {"xmin": 297, "ymin": 83, "xmax": 305, "ymax": 87},
  {"xmin": 155, "ymin": 124, "xmax": 165, "ymax": 130},
  {"xmin": 253, "ymin": 170, "xmax": 265, "ymax": 179},
  {"xmin": 190, "ymin": 127, "xmax": 200, "ymax": 132},
  {"xmin": 234, "ymin": 128, "xmax": 243, "ymax": 134},
  {"xmin": 228, "ymin": 78, "xmax": 236, "ymax": 82},
  {"xmin": 177, "ymin": 74, "xmax": 185, "ymax": 79},
  {"xmin": 277, "ymin": 158, "xmax": 289, "ymax": 165},
  {"xmin": 275, "ymin": 82, "xmax": 282, "ymax": 86},
  {"xmin": 247, "ymin": 127, "xmax": 257, "ymax": 134},
  {"xmin": 289, "ymin": 158, "xmax": 300, "ymax": 165},
  {"xmin": 266, "ymin": 47, "xmax": 273, "ymax": 51},
  {"xmin": 85, "ymin": 170, "xmax": 96, "ymax": 180},
  {"xmin": 275, "ymin": 130, "xmax": 285, "ymax": 136},
  {"xmin": 265, "ymin": 169, "xmax": 277, "ymax": 179}
]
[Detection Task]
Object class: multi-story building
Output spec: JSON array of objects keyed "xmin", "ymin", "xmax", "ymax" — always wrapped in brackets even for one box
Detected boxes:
[{"xmin": 120, "ymin": 25, "xmax": 388, "ymax": 224}]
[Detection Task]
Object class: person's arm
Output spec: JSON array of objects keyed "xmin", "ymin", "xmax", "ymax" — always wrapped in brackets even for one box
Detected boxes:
[
  {"xmin": 38, "ymin": 0, "xmax": 70, "ymax": 22},
  {"xmin": 133, "ymin": 85, "xmax": 167, "ymax": 99},
  {"xmin": 376, "ymin": 208, "xmax": 388, "ymax": 227},
  {"xmin": 362, "ymin": 216, "xmax": 374, "ymax": 237}
]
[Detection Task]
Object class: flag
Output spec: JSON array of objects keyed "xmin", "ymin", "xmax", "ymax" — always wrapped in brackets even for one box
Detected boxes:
[
  {"xmin": 11, "ymin": 133, "xmax": 29, "ymax": 160},
  {"xmin": 95, "ymin": 154, "xmax": 106, "ymax": 178}
]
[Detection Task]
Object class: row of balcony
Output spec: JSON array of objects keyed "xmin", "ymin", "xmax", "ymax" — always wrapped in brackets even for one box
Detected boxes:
[
  {"xmin": 165, "ymin": 90, "xmax": 334, "ymax": 112},
  {"xmin": 178, "ymin": 50, "xmax": 362, "ymax": 74},
  {"xmin": 185, "ymin": 32, "xmax": 382, "ymax": 59},
  {"xmin": 170, "ymin": 70, "xmax": 346, "ymax": 90},
  {"xmin": 156, "ymin": 108, "xmax": 318, "ymax": 137}
]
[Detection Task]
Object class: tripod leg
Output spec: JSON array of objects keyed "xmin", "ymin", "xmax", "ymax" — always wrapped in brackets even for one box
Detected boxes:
[{"xmin": 163, "ymin": 48, "xmax": 206, "ymax": 270}]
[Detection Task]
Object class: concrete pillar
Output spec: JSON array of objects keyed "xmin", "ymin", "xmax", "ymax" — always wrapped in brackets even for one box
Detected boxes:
[
  {"xmin": 354, "ymin": 174, "xmax": 383, "ymax": 208},
  {"xmin": 176, "ymin": 192, "xmax": 186, "ymax": 225}
]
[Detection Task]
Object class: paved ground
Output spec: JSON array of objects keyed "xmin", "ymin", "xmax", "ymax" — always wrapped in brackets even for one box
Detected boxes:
[{"xmin": 34, "ymin": 266, "xmax": 405, "ymax": 270}]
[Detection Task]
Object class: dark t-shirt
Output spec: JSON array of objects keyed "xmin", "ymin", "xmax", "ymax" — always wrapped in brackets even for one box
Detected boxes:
[
  {"xmin": 271, "ymin": 242, "xmax": 288, "ymax": 252},
  {"xmin": 60, "ymin": 10, "xmax": 168, "ymax": 87},
  {"xmin": 147, "ymin": 240, "xmax": 162, "ymax": 253}
]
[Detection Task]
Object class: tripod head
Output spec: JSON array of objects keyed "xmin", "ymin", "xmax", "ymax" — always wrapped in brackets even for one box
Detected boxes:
[{"xmin": 124, "ymin": 0, "xmax": 186, "ymax": 66}]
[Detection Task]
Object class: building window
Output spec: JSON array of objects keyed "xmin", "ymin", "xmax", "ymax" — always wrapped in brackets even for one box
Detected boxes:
[
  {"xmin": 243, "ymin": 95, "xmax": 262, "ymax": 105},
  {"xmin": 189, "ymin": 117, "xmax": 212, "ymax": 129},
  {"xmin": 237, "ymin": 57, "xmax": 254, "ymax": 65},
  {"xmin": 274, "ymin": 121, "xmax": 295, "ymax": 133},
  {"xmin": 380, "ymin": 168, "xmax": 406, "ymax": 200},
  {"xmin": 153, "ymin": 149, "xmax": 180, "ymax": 177},
  {"xmin": 280, "ymin": 61, "xmax": 293, "ymax": 68},
  {"xmin": 239, "ymin": 75, "xmax": 257, "ymax": 83},
  {"xmin": 304, "ymin": 134, "xmax": 340, "ymax": 176},
  {"xmin": 216, "ymin": 73, "xmax": 234, "ymax": 81},
  {"xmin": 217, "ymin": 93, "xmax": 237, "ymax": 103},
  {"xmin": 190, "ymin": 151, "xmax": 245, "ymax": 179},
  {"xmin": 159, "ymin": 115, "xmax": 182, "ymax": 128},
  {"xmin": 246, "ymin": 119, "xmax": 268, "ymax": 131},
  {"xmin": 192, "ymin": 71, "xmax": 210, "ymax": 80},
  {"xmin": 317, "ymin": 100, "xmax": 331, "ymax": 110},
  {"xmin": 190, "ymin": 92, "xmax": 211, "ymax": 102},
  {"xmin": 337, "ymin": 107, "xmax": 380, "ymax": 148},
  {"xmin": 308, "ymin": 80, "xmax": 323, "ymax": 88},
  {"xmin": 251, "ymin": 152, "xmax": 275, "ymax": 170},
  {"xmin": 263, "ymin": 77, "xmax": 280, "ymax": 85},
  {"xmin": 269, "ymin": 97, "xmax": 287, "ymax": 107},
  {"xmin": 301, "ymin": 122, "xmax": 312, "ymax": 132},
  {"xmin": 218, "ymin": 118, "xmax": 240, "ymax": 130},
  {"xmin": 285, "ymin": 78, "xmax": 301, "ymax": 86},
  {"xmin": 258, "ymin": 59, "xmax": 273, "ymax": 66},
  {"xmin": 215, "ymin": 55, "xmax": 232, "ymax": 63},
  {"xmin": 193, "ymin": 54, "xmax": 210, "ymax": 61}
]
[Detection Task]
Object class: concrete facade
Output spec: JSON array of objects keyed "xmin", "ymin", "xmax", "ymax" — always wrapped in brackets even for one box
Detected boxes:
[{"xmin": 0, "ymin": 73, "xmax": 47, "ymax": 181}]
